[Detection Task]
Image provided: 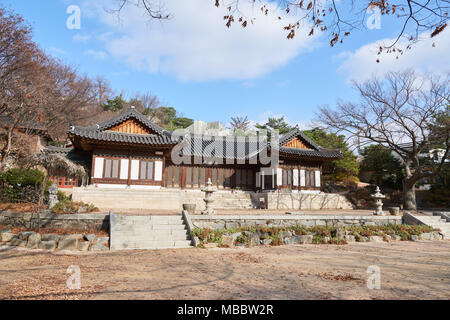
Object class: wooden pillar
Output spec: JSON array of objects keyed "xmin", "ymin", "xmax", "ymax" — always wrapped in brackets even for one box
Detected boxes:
[{"xmin": 127, "ymin": 152, "xmax": 132, "ymax": 186}]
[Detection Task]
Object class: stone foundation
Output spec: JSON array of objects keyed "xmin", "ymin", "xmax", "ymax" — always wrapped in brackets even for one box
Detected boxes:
[
  {"xmin": 0, "ymin": 212, "xmax": 109, "ymax": 231},
  {"xmin": 190, "ymin": 215, "xmax": 402, "ymax": 230},
  {"xmin": 71, "ymin": 187, "xmax": 354, "ymax": 211}
]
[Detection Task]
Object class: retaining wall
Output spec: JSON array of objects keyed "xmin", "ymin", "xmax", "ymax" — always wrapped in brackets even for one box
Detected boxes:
[
  {"xmin": 71, "ymin": 187, "xmax": 354, "ymax": 211},
  {"xmin": 0, "ymin": 212, "xmax": 109, "ymax": 231},
  {"xmin": 190, "ymin": 215, "xmax": 402, "ymax": 230}
]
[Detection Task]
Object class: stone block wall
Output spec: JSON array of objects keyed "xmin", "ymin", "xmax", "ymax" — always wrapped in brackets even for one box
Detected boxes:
[
  {"xmin": 190, "ymin": 215, "xmax": 402, "ymax": 230},
  {"xmin": 72, "ymin": 187, "xmax": 354, "ymax": 212},
  {"xmin": 0, "ymin": 212, "xmax": 109, "ymax": 231}
]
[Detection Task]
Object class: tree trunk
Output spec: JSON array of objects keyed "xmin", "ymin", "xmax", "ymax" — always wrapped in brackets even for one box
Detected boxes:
[
  {"xmin": 403, "ymin": 181, "xmax": 417, "ymax": 211},
  {"xmin": 0, "ymin": 127, "xmax": 14, "ymax": 171},
  {"xmin": 37, "ymin": 174, "xmax": 49, "ymax": 233}
]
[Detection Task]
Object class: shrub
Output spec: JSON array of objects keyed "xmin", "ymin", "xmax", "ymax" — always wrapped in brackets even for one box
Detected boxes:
[
  {"xmin": 51, "ymin": 199, "xmax": 99, "ymax": 214},
  {"xmin": 57, "ymin": 190, "xmax": 69, "ymax": 201},
  {"xmin": 0, "ymin": 168, "xmax": 46, "ymax": 203}
]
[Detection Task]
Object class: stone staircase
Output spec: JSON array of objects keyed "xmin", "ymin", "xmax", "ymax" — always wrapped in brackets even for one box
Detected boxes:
[
  {"xmin": 110, "ymin": 214, "xmax": 193, "ymax": 250},
  {"xmin": 413, "ymin": 214, "xmax": 450, "ymax": 239}
]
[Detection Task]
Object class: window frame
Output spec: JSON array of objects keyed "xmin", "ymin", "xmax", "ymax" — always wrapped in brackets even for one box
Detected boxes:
[
  {"xmin": 103, "ymin": 158, "xmax": 121, "ymax": 179},
  {"xmin": 139, "ymin": 159, "xmax": 156, "ymax": 181}
]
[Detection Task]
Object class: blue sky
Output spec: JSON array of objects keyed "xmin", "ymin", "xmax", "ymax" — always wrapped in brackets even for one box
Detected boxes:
[{"xmin": 2, "ymin": 0, "xmax": 448, "ymax": 128}]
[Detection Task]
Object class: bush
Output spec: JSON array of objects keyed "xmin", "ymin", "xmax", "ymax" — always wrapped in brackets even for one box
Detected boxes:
[
  {"xmin": 0, "ymin": 168, "xmax": 45, "ymax": 203},
  {"xmin": 51, "ymin": 199, "xmax": 99, "ymax": 214},
  {"xmin": 0, "ymin": 168, "xmax": 44, "ymax": 187},
  {"xmin": 193, "ymin": 224, "xmax": 438, "ymax": 247}
]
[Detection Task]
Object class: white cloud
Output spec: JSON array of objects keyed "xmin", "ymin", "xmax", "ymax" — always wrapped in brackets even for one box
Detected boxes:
[
  {"xmin": 83, "ymin": 0, "xmax": 319, "ymax": 81},
  {"xmin": 73, "ymin": 34, "xmax": 91, "ymax": 43},
  {"xmin": 337, "ymin": 28, "xmax": 450, "ymax": 82},
  {"xmin": 48, "ymin": 46, "xmax": 67, "ymax": 56},
  {"xmin": 84, "ymin": 49, "xmax": 108, "ymax": 60}
]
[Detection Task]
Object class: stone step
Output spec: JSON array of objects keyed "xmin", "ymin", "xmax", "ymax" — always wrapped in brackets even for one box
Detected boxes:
[
  {"xmin": 114, "ymin": 224, "xmax": 187, "ymax": 231},
  {"xmin": 111, "ymin": 214, "xmax": 192, "ymax": 250},
  {"xmin": 112, "ymin": 240, "xmax": 193, "ymax": 250},
  {"xmin": 114, "ymin": 229, "xmax": 189, "ymax": 236},
  {"xmin": 113, "ymin": 236, "xmax": 190, "ymax": 242},
  {"xmin": 115, "ymin": 217, "xmax": 184, "ymax": 224}
]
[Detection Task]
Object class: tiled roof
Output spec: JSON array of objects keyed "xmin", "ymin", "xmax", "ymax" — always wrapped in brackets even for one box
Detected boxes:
[
  {"xmin": 68, "ymin": 126, "xmax": 178, "ymax": 145},
  {"xmin": 279, "ymin": 146, "xmax": 342, "ymax": 158},
  {"xmin": 68, "ymin": 107, "xmax": 342, "ymax": 159},
  {"xmin": 178, "ymin": 135, "xmax": 268, "ymax": 160}
]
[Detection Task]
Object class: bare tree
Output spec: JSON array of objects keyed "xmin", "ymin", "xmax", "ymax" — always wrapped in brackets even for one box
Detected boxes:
[
  {"xmin": 113, "ymin": 1, "xmax": 449, "ymax": 54},
  {"xmin": 317, "ymin": 70, "xmax": 449, "ymax": 210}
]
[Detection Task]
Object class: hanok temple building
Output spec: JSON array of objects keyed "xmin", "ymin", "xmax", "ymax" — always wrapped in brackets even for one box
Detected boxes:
[{"xmin": 52, "ymin": 107, "xmax": 342, "ymax": 192}]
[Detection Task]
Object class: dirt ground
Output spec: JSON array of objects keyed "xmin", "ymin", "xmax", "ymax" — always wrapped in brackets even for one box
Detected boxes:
[{"xmin": 0, "ymin": 241, "xmax": 449, "ymax": 300}]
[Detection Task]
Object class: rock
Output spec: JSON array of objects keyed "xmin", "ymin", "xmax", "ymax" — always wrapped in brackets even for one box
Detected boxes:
[
  {"xmin": 62, "ymin": 234, "xmax": 84, "ymax": 240},
  {"xmin": 262, "ymin": 239, "xmax": 272, "ymax": 246},
  {"xmin": 0, "ymin": 232, "xmax": 16, "ymax": 243},
  {"xmin": 410, "ymin": 235, "xmax": 420, "ymax": 242},
  {"xmin": 57, "ymin": 238, "xmax": 78, "ymax": 251},
  {"xmin": 369, "ymin": 236, "xmax": 383, "ymax": 243},
  {"xmin": 26, "ymin": 233, "xmax": 41, "ymax": 249},
  {"xmin": 323, "ymin": 236, "xmax": 331, "ymax": 244},
  {"xmin": 391, "ymin": 235, "xmax": 401, "ymax": 241},
  {"xmin": 18, "ymin": 231, "xmax": 35, "ymax": 241},
  {"xmin": 230, "ymin": 232, "xmax": 242, "ymax": 241},
  {"xmin": 235, "ymin": 243, "xmax": 246, "ymax": 248},
  {"xmin": 84, "ymin": 234, "xmax": 96, "ymax": 242},
  {"xmin": 248, "ymin": 232, "xmax": 260, "ymax": 247},
  {"xmin": 42, "ymin": 234, "xmax": 61, "ymax": 241},
  {"xmin": 89, "ymin": 243, "xmax": 109, "ymax": 251},
  {"xmin": 384, "ymin": 235, "xmax": 392, "ymax": 242},
  {"xmin": 77, "ymin": 241, "xmax": 90, "ymax": 251},
  {"xmin": 362, "ymin": 236, "xmax": 369, "ymax": 242},
  {"xmin": 203, "ymin": 243, "xmax": 218, "ymax": 248},
  {"xmin": 291, "ymin": 235, "xmax": 303, "ymax": 244},
  {"xmin": 284, "ymin": 237, "xmax": 293, "ymax": 245},
  {"xmin": 221, "ymin": 235, "xmax": 235, "ymax": 248},
  {"xmin": 344, "ymin": 235, "xmax": 356, "ymax": 243},
  {"xmin": 93, "ymin": 237, "xmax": 110, "ymax": 245},
  {"xmin": 38, "ymin": 240, "xmax": 57, "ymax": 251},
  {"xmin": 336, "ymin": 228, "xmax": 345, "ymax": 240},
  {"xmin": 279, "ymin": 231, "xmax": 292, "ymax": 239},
  {"xmin": 420, "ymin": 232, "xmax": 440, "ymax": 240},
  {"xmin": 432, "ymin": 231, "xmax": 443, "ymax": 240},
  {"xmin": 299, "ymin": 235, "xmax": 313, "ymax": 244},
  {"xmin": 388, "ymin": 207, "xmax": 401, "ymax": 216},
  {"xmin": 10, "ymin": 238, "xmax": 26, "ymax": 247},
  {"xmin": 193, "ymin": 236, "xmax": 201, "ymax": 247}
]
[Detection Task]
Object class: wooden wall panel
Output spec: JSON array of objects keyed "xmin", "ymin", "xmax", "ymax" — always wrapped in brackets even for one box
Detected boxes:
[
  {"xmin": 108, "ymin": 119, "xmax": 155, "ymax": 135},
  {"xmin": 283, "ymin": 137, "xmax": 310, "ymax": 149}
]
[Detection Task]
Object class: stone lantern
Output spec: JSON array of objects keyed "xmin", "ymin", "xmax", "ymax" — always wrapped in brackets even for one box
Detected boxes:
[
  {"xmin": 201, "ymin": 178, "xmax": 216, "ymax": 215},
  {"xmin": 48, "ymin": 184, "xmax": 59, "ymax": 209},
  {"xmin": 371, "ymin": 186, "xmax": 386, "ymax": 216}
]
